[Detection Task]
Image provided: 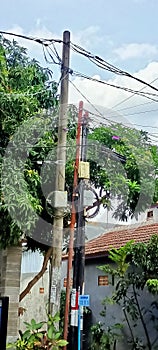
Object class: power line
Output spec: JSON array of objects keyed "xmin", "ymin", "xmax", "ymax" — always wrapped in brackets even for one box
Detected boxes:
[
  {"xmin": 71, "ymin": 71, "xmax": 158, "ymax": 102},
  {"xmin": 1, "ymin": 29, "xmax": 158, "ymax": 141},
  {"xmin": 0, "ymin": 30, "xmax": 63, "ymax": 45},
  {"xmin": 42, "ymin": 44, "xmax": 62, "ymax": 65},
  {"xmin": 69, "ymin": 78, "xmax": 158, "ymax": 134},
  {"xmin": 125, "ymin": 123, "xmax": 158, "ymax": 130},
  {"xmin": 117, "ymin": 100, "xmax": 154, "ymax": 112},
  {"xmin": 121, "ymin": 107, "xmax": 158, "ymax": 117},
  {"xmin": 88, "ymin": 110, "xmax": 158, "ymax": 132},
  {"xmin": 112, "ymin": 77, "xmax": 158, "ymax": 109},
  {"xmin": 2, "ymin": 30, "xmax": 158, "ymax": 101},
  {"xmin": 69, "ymin": 79, "xmax": 114, "ymax": 126},
  {"xmin": 71, "ymin": 42, "xmax": 158, "ymax": 94}
]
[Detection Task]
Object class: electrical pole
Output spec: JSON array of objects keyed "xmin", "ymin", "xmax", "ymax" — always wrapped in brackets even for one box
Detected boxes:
[
  {"xmin": 70, "ymin": 108, "xmax": 89, "ymax": 350},
  {"xmin": 49, "ymin": 30, "xmax": 70, "ymax": 315},
  {"xmin": 63, "ymin": 101, "xmax": 83, "ymax": 349}
]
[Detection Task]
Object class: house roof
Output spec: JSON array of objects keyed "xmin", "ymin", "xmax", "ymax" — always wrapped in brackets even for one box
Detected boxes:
[{"xmin": 85, "ymin": 222, "xmax": 158, "ymax": 258}]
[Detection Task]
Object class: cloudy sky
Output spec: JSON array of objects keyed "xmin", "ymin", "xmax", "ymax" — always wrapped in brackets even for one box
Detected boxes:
[{"xmin": 1, "ymin": 0, "xmax": 158, "ymax": 140}]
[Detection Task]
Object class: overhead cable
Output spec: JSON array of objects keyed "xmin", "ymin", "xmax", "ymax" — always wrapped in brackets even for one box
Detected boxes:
[
  {"xmin": 71, "ymin": 42, "xmax": 158, "ymax": 94},
  {"xmin": 72, "ymin": 71, "xmax": 158, "ymax": 103},
  {"xmin": 112, "ymin": 77, "xmax": 158, "ymax": 109}
]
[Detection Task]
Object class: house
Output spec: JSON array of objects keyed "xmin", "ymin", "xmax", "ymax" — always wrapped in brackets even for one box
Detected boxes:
[
  {"xmin": 63, "ymin": 221, "xmax": 158, "ymax": 315},
  {"xmin": 62, "ymin": 207, "xmax": 158, "ymax": 348},
  {"xmin": 84, "ymin": 221, "xmax": 158, "ymax": 322},
  {"xmin": 17, "ymin": 205, "xmax": 158, "ymax": 346}
]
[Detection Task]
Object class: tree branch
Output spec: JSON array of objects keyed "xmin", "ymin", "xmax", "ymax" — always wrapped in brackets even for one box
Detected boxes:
[
  {"xmin": 19, "ymin": 246, "xmax": 53, "ymax": 302},
  {"xmin": 123, "ymin": 307, "xmax": 135, "ymax": 344},
  {"xmin": 133, "ymin": 284, "xmax": 152, "ymax": 350}
]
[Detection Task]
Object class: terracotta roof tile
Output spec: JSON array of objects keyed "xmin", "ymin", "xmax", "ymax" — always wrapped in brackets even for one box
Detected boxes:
[{"xmin": 85, "ymin": 222, "xmax": 158, "ymax": 258}]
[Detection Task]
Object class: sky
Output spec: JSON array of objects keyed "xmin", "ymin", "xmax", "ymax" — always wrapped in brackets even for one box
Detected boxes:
[{"xmin": 1, "ymin": 0, "xmax": 158, "ymax": 141}]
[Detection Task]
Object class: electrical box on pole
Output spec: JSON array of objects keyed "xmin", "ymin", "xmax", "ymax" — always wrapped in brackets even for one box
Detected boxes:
[
  {"xmin": 83, "ymin": 189, "xmax": 94, "ymax": 207},
  {"xmin": 78, "ymin": 161, "xmax": 90, "ymax": 179},
  {"xmin": 51, "ymin": 191, "xmax": 67, "ymax": 208}
]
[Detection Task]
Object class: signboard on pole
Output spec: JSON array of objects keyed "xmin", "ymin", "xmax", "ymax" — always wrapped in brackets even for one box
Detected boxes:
[
  {"xmin": 70, "ymin": 289, "xmax": 79, "ymax": 327},
  {"xmin": 78, "ymin": 295, "xmax": 90, "ymax": 307}
]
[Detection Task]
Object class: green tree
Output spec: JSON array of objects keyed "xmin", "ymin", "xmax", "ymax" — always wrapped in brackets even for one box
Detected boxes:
[
  {"xmin": 98, "ymin": 236, "xmax": 158, "ymax": 349},
  {"xmin": 0, "ymin": 35, "xmax": 59, "ymax": 250},
  {"xmin": 88, "ymin": 124, "xmax": 156, "ymax": 220}
]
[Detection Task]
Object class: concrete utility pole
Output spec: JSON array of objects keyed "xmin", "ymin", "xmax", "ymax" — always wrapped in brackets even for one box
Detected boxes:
[{"xmin": 49, "ymin": 30, "xmax": 70, "ymax": 315}]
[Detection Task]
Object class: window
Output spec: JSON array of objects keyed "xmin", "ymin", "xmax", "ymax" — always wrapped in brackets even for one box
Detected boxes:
[
  {"xmin": 147, "ymin": 210, "xmax": 153, "ymax": 219},
  {"xmin": 98, "ymin": 275, "xmax": 109, "ymax": 286}
]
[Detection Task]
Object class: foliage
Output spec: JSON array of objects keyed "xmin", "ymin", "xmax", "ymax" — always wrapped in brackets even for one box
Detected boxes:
[
  {"xmin": 0, "ymin": 35, "xmax": 58, "ymax": 250},
  {"xmin": 88, "ymin": 124, "xmax": 156, "ymax": 220},
  {"xmin": 146, "ymin": 279, "xmax": 158, "ymax": 294},
  {"xmin": 98, "ymin": 236, "xmax": 158, "ymax": 349},
  {"xmin": 0, "ymin": 39, "xmax": 77, "ymax": 252},
  {"xmin": 90, "ymin": 321, "xmax": 122, "ymax": 350},
  {"xmin": 7, "ymin": 313, "xmax": 68, "ymax": 350}
]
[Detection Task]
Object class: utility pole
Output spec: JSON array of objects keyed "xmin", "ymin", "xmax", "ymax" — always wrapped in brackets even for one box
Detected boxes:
[
  {"xmin": 49, "ymin": 30, "xmax": 70, "ymax": 315},
  {"xmin": 63, "ymin": 101, "xmax": 83, "ymax": 349},
  {"xmin": 70, "ymin": 107, "xmax": 89, "ymax": 350}
]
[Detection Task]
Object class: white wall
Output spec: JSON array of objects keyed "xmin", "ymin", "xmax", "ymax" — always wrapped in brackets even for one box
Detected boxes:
[{"xmin": 19, "ymin": 251, "xmax": 50, "ymax": 332}]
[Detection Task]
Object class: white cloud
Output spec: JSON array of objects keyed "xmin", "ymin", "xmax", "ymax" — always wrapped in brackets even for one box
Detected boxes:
[
  {"xmin": 4, "ymin": 24, "xmax": 60, "ymax": 48},
  {"xmin": 69, "ymin": 61, "xmax": 158, "ymax": 132},
  {"xmin": 72, "ymin": 26, "xmax": 103, "ymax": 48},
  {"xmin": 114, "ymin": 43, "xmax": 158, "ymax": 60}
]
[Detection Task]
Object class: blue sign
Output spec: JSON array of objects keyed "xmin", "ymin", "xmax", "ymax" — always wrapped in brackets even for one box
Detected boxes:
[{"xmin": 79, "ymin": 295, "xmax": 90, "ymax": 307}]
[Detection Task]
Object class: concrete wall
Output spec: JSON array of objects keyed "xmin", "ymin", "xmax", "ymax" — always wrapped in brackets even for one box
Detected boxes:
[
  {"xmin": 0, "ymin": 247, "xmax": 22, "ymax": 343},
  {"xmin": 19, "ymin": 270, "xmax": 49, "ymax": 332},
  {"xmin": 18, "ymin": 250, "xmax": 50, "ymax": 332},
  {"xmin": 84, "ymin": 259, "xmax": 158, "ymax": 349}
]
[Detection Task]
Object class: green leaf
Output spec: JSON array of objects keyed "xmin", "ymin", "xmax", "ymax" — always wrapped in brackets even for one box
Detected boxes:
[
  {"xmin": 54, "ymin": 332, "xmax": 61, "ymax": 340},
  {"xmin": 22, "ymin": 329, "xmax": 31, "ymax": 339},
  {"xmin": 33, "ymin": 321, "xmax": 45, "ymax": 330},
  {"xmin": 57, "ymin": 339, "xmax": 68, "ymax": 346},
  {"xmin": 47, "ymin": 326, "xmax": 53, "ymax": 339}
]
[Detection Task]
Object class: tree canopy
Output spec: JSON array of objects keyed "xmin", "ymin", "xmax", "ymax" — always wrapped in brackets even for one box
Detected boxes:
[
  {"xmin": 0, "ymin": 35, "xmax": 58, "ymax": 249},
  {"xmin": 88, "ymin": 124, "xmax": 157, "ymax": 220}
]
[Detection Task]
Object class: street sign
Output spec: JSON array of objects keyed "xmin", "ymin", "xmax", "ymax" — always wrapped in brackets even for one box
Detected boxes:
[{"xmin": 78, "ymin": 295, "xmax": 90, "ymax": 307}]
